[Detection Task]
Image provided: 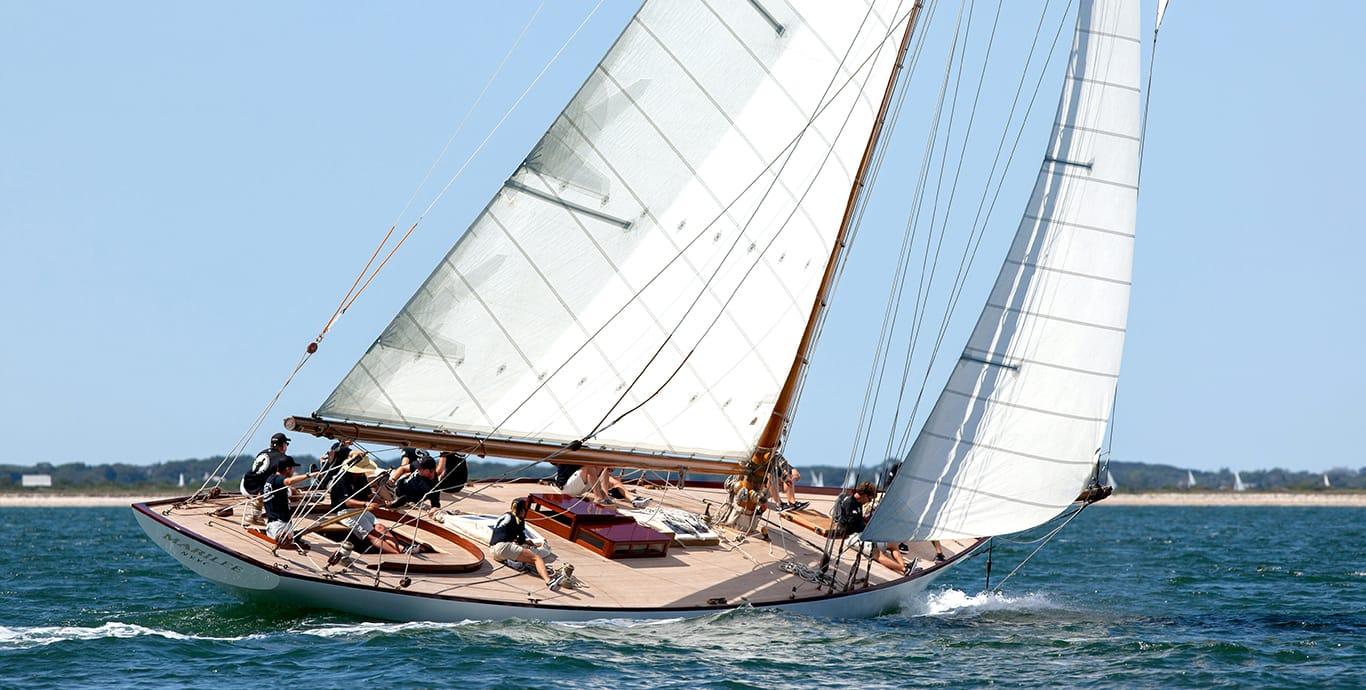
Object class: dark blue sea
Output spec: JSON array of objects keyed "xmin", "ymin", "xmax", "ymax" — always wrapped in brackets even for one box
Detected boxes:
[{"xmin": 1, "ymin": 505, "xmax": 1361, "ymax": 688}]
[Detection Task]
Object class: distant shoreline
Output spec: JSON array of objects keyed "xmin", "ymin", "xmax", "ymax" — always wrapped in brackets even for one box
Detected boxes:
[
  {"xmin": 1, "ymin": 490, "xmax": 1362, "ymax": 508},
  {"xmin": 1098, "ymin": 492, "xmax": 1364, "ymax": 507}
]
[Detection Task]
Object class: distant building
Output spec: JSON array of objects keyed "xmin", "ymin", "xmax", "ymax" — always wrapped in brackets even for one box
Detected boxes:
[{"xmin": 21, "ymin": 474, "xmax": 52, "ymax": 488}]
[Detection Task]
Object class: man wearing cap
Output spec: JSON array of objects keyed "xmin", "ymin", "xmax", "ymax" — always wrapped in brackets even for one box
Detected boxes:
[
  {"xmin": 261, "ymin": 455, "xmax": 314, "ymax": 548},
  {"xmin": 242, "ymin": 432, "xmax": 291, "ymax": 497},
  {"xmin": 392, "ymin": 455, "xmax": 442, "ymax": 510},
  {"xmin": 329, "ymin": 451, "xmax": 405, "ymax": 555}
]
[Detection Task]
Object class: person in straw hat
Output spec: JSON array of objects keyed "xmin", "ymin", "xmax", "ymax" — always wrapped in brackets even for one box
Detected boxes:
[{"xmin": 328, "ymin": 450, "xmax": 407, "ymax": 554}]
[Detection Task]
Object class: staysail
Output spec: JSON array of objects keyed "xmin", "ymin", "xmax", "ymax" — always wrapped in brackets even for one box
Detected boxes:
[
  {"xmin": 863, "ymin": 0, "xmax": 1141, "ymax": 542},
  {"xmin": 317, "ymin": 1, "xmax": 911, "ymax": 461}
]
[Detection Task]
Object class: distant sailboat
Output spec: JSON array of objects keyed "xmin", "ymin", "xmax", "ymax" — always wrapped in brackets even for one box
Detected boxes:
[
  {"xmin": 1323, "ymin": 473, "xmax": 1332, "ymax": 488},
  {"xmin": 178, "ymin": 473, "xmax": 186, "ymax": 488},
  {"xmin": 810, "ymin": 471, "xmax": 825, "ymax": 488},
  {"xmin": 1186, "ymin": 470, "xmax": 1197, "ymax": 489},
  {"xmin": 1232, "ymin": 471, "xmax": 1246, "ymax": 492},
  {"xmin": 1105, "ymin": 470, "xmax": 1117, "ymax": 491}
]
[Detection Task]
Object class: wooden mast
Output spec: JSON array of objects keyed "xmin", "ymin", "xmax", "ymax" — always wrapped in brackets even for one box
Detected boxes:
[{"xmin": 753, "ymin": 1, "xmax": 924, "ymax": 464}]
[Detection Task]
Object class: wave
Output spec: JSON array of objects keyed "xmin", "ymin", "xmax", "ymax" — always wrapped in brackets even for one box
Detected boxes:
[
  {"xmin": 296, "ymin": 620, "xmax": 485, "ymax": 638},
  {"xmin": 0, "ymin": 622, "xmax": 246, "ymax": 650},
  {"xmin": 907, "ymin": 588, "xmax": 1063, "ymax": 617}
]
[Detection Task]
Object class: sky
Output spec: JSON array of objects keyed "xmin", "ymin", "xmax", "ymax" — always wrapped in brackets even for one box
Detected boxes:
[{"xmin": 1, "ymin": 1, "xmax": 1361, "ymax": 473}]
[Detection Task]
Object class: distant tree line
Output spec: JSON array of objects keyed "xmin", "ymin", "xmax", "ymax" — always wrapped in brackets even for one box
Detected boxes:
[{"xmin": 1, "ymin": 455, "xmax": 1361, "ymax": 492}]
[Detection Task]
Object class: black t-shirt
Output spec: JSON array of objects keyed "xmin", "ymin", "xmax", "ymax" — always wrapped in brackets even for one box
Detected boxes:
[
  {"xmin": 394, "ymin": 472, "xmax": 440, "ymax": 509},
  {"xmin": 263, "ymin": 473, "xmax": 291, "ymax": 523},
  {"xmin": 490, "ymin": 512, "xmax": 527, "ymax": 545},
  {"xmin": 435, "ymin": 453, "xmax": 468, "ymax": 493},
  {"xmin": 329, "ymin": 472, "xmax": 372, "ymax": 510},
  {"xmin": 832, "ymin": 493, "xmax": 867, "ymax": 535},
  {"xmin": 243, "ymin": 448, "xmax": 287, "ymax": 496}
]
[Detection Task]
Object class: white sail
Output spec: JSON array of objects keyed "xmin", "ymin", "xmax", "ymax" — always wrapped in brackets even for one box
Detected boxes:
[
  {"xmin": 1186, "ymin": 470, "xmax": 1196, "ymax": 488},
  {"xmin": 864, "ymin": 0, "xmax": 1141, "ymax": 542},
  {"xmin": 1105, "ymin": 470, "xmax": 1116, "ymax": 490},
  {"xmin": 1323, "ymin": 473, "xmax": 1331, "ymax": 488},
  {"xmin": 1233, "ymin": 471, "xmax": 1245, "ymax": 492},
  {"xmin": 318, "ymin": 0, "xmax": 911, "ymax": 460}
]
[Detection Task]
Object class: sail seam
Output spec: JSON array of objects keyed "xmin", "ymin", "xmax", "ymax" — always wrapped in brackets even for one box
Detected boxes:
[
  {"xmin": 399, "ymin": 310, "xmax": 495, "ymax": 425},
  {"xmin": 963, "ymin": 347, "xmax": 1120, "ymax": 379},
  {"xmin": 631, "ymin": 16, "xmax": 844, "ymax": 251},
  {"xmin": 1023, "ymin": 213, "xmax": 1134, "ymax": 238},
  {"xmin": 899, "ymin": 472, "xmax": 1068, "ymax": 507},
  {"xmin": 941, "ymin": 387, "xmax": 1109, "ymax": 422},
  {"xmin": 484, "ymin": 209, "xmax": 679, "ymax": 446},
  {"xmin": 698, "ymin": 0, "xmax": 880, "ymax": 126},
  {"xmin": 920, "ymin": 430, "xmax": 1096, "ymax": 467},
  {"xmin": 1003, "ymin": 258, "xmax": 1131, "ymax": 286},
  {"xmin": 1064, "ymin": 75, "xmax": 1141, "ymax": 94},
  {"xmin": 984, "ymin": 302, "xmax": 1127, "ymax": 333},
  {"xmin": 1055, "ymin": 122, "xmax": 1141, "ymax": 142},
  {"xmin": 1078, "ymin": 27, "xmax": 1141, "ymax": 45},
  {"xmin": 1043, "ymin": 168, "xmax": 1139, "ymax": 191}
]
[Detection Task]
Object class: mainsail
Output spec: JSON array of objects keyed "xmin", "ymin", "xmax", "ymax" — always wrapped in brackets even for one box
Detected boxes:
[
  {"xmin": 864, "ymin": 0, "xmax": 1141, "ymax": 542},
  {"xmin": 317, "ymin": 0, "xmax": 912, "ymax": 461}
]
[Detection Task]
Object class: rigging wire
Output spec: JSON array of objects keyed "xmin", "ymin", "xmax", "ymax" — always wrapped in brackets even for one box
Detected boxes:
[
  {"xmin": 194, "ymin": 3, "xmax": 600, "ymax": 492},
  {"xmin": 893, "ymin": 0, "xmax": 1079, "ymax": 457}
]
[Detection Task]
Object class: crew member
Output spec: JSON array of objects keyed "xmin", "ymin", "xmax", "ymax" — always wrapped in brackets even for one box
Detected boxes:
[
  {"xmin": 329, "ymin": 452, "xmax": 406, "ymax": 554},
  {"xmin": 261, "ymin": 456, "xmax": 313, "ymax": 548},
  {"xmin": 242, "ymin": 432, "xmax": 291, "ymax": 497},
  {"xmin": 831, "ymin": 481, "xmax": 878, "ymax": 538},
  {"xmin": 490, "ymin": 497, "xmax": 567, "ymax": 591},
  {"xmin": 392, "ymin": 456, "xmax": 441, "ymax": 510}
]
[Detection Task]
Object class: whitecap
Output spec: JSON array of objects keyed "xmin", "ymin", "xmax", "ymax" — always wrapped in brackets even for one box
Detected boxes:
[
  {"xmin": 906, "ymin": 588, "xmax": 1060, "ymax": 617},
  {"xmin": 0, "ymin": 622, "xmax": 243, "ymax": 649},
  {"xmin": 296, "ymin": 620, "xmax": 482, "ymax": 638}
]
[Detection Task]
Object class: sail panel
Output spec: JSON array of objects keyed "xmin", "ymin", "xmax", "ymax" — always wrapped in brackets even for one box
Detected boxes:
[
  {"xmin": 319, "ymin": 0, "xmax": 910, "ymax": 459},
  {"xmin": 863, "ymin": 0, "xmax": 1141, "ymax": 542}
]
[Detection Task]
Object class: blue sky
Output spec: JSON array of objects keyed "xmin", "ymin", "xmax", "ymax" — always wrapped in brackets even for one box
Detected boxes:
[{"xmin": 1, "ymin": 1, "xmax": 1361, "ymax": 473}]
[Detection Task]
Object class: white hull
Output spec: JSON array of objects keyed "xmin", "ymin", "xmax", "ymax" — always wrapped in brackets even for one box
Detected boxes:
[{"xmin": 134, "ymin": 505, "xmax": 970, "ymax": 622}]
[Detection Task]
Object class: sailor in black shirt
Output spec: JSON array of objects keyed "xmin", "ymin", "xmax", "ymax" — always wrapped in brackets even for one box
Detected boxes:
[
  {"xmin": 393, "ymin": 456, "xmax": 441, "ymax": 509},
  {"xmin": 490, "ymin": 497, "xmax": 563, "ymax": 591},
  {"xmin": 831, "ymin": 481, "xmax": 877, "ymax": 538},
  {"xmin": 261, "ymin": 456, "xmax": 312, "ymax": 547},
  {"xmin": 241, "ymin": 432, "xmax": 291, "ymax": 496}
]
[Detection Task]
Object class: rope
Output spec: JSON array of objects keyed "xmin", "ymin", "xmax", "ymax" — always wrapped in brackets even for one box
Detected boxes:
[{"xmin": 990, "ymin": 502, "xmax": 1088, "ymax": 592}]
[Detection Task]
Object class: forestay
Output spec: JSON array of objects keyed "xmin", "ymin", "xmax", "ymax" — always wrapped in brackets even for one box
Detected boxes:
[
  {"xmin": 863, "ymin": 0, "xmax": 1141, "ymax": 542},
  {"xmin": 319, "ymin": 1, "xmax": 910, "ymax": 460}
]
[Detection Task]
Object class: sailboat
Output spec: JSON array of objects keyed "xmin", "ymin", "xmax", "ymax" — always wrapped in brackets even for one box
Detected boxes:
[
  {"xmin": 1233, "ymin": 471, "xmax": 1246, "ymax": 492},
  {"xmin": 1323, "ymin": 473, "xmax": 1331, "ymax": 489},
  {"xmin": 1186, "ymin": 470, "xmax": 1197, "ymax": 489},
  {"xmin": 1106, "ymin": 470, "xmax": 1118, "ymax": 492},
  {"xmin": 133, "ymin": 0, "xmax": 1151, "ymax": 621}
]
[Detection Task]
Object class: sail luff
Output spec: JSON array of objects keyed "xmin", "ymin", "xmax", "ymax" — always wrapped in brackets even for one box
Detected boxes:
[
  {"xmin": 757, "ymin": 0, "xmax": 923, "ymax": 455},
  {"xmin": 864, "ymin": 0, "xmax": 1142, "ymax": 543}
]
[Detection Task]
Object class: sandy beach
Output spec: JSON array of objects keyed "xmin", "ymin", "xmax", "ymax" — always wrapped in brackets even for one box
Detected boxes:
[
  {"xmin": 0, "ymin": 494, "xmax": 177, "ymax": 507},
  {"xmin": 1098, "ymin": 492, "xmax": 1365, "ymax": 507}
]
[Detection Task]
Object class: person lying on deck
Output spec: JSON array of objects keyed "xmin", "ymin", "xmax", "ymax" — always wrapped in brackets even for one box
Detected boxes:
[
  {"xmin": 562, "ymin": 465, "xmax": 651, "ymax": 508},
  {"xmin": 330, "ymin": 452, "xmax": 408, "ymax": 555},
  {"xmin": 491, "ymin": 497, "xmax": 566, "ymax": 592},
  {"xmin": 261, "ymin": 455, "xmax": 314, "ymax": 548}
]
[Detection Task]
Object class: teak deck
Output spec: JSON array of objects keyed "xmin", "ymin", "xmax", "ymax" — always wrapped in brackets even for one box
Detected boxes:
[{"xmin": 156, "ymin": 480, "xmax": 974, "ymax": 610}]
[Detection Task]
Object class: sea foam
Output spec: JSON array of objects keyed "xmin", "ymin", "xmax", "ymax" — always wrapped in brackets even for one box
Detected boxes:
[{"xmin": 0, "ymin": 622, "xmax": 243, "ymax": 649}]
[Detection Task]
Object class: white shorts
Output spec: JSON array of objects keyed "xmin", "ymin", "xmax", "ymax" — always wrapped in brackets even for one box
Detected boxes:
[
  {"xmin": 563, "ymin": 469, "xmax": 590, "ymax": 497},
  {"xmin": 490, "ymin": 541, "xmax": 527, "ymax": 562},
  {"xmin": 342, "ymin": 510, "xmax": 377, "ymax": 537},
  {"xmin": 265, "ymin": 520, "xmax": 290, "ymax": 541}
]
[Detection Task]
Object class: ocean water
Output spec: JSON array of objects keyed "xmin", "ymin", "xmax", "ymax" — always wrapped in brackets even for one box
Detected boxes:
[{"xmin": 0, "ymin": 506, "xmax": 1361, "ymax": 689}]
